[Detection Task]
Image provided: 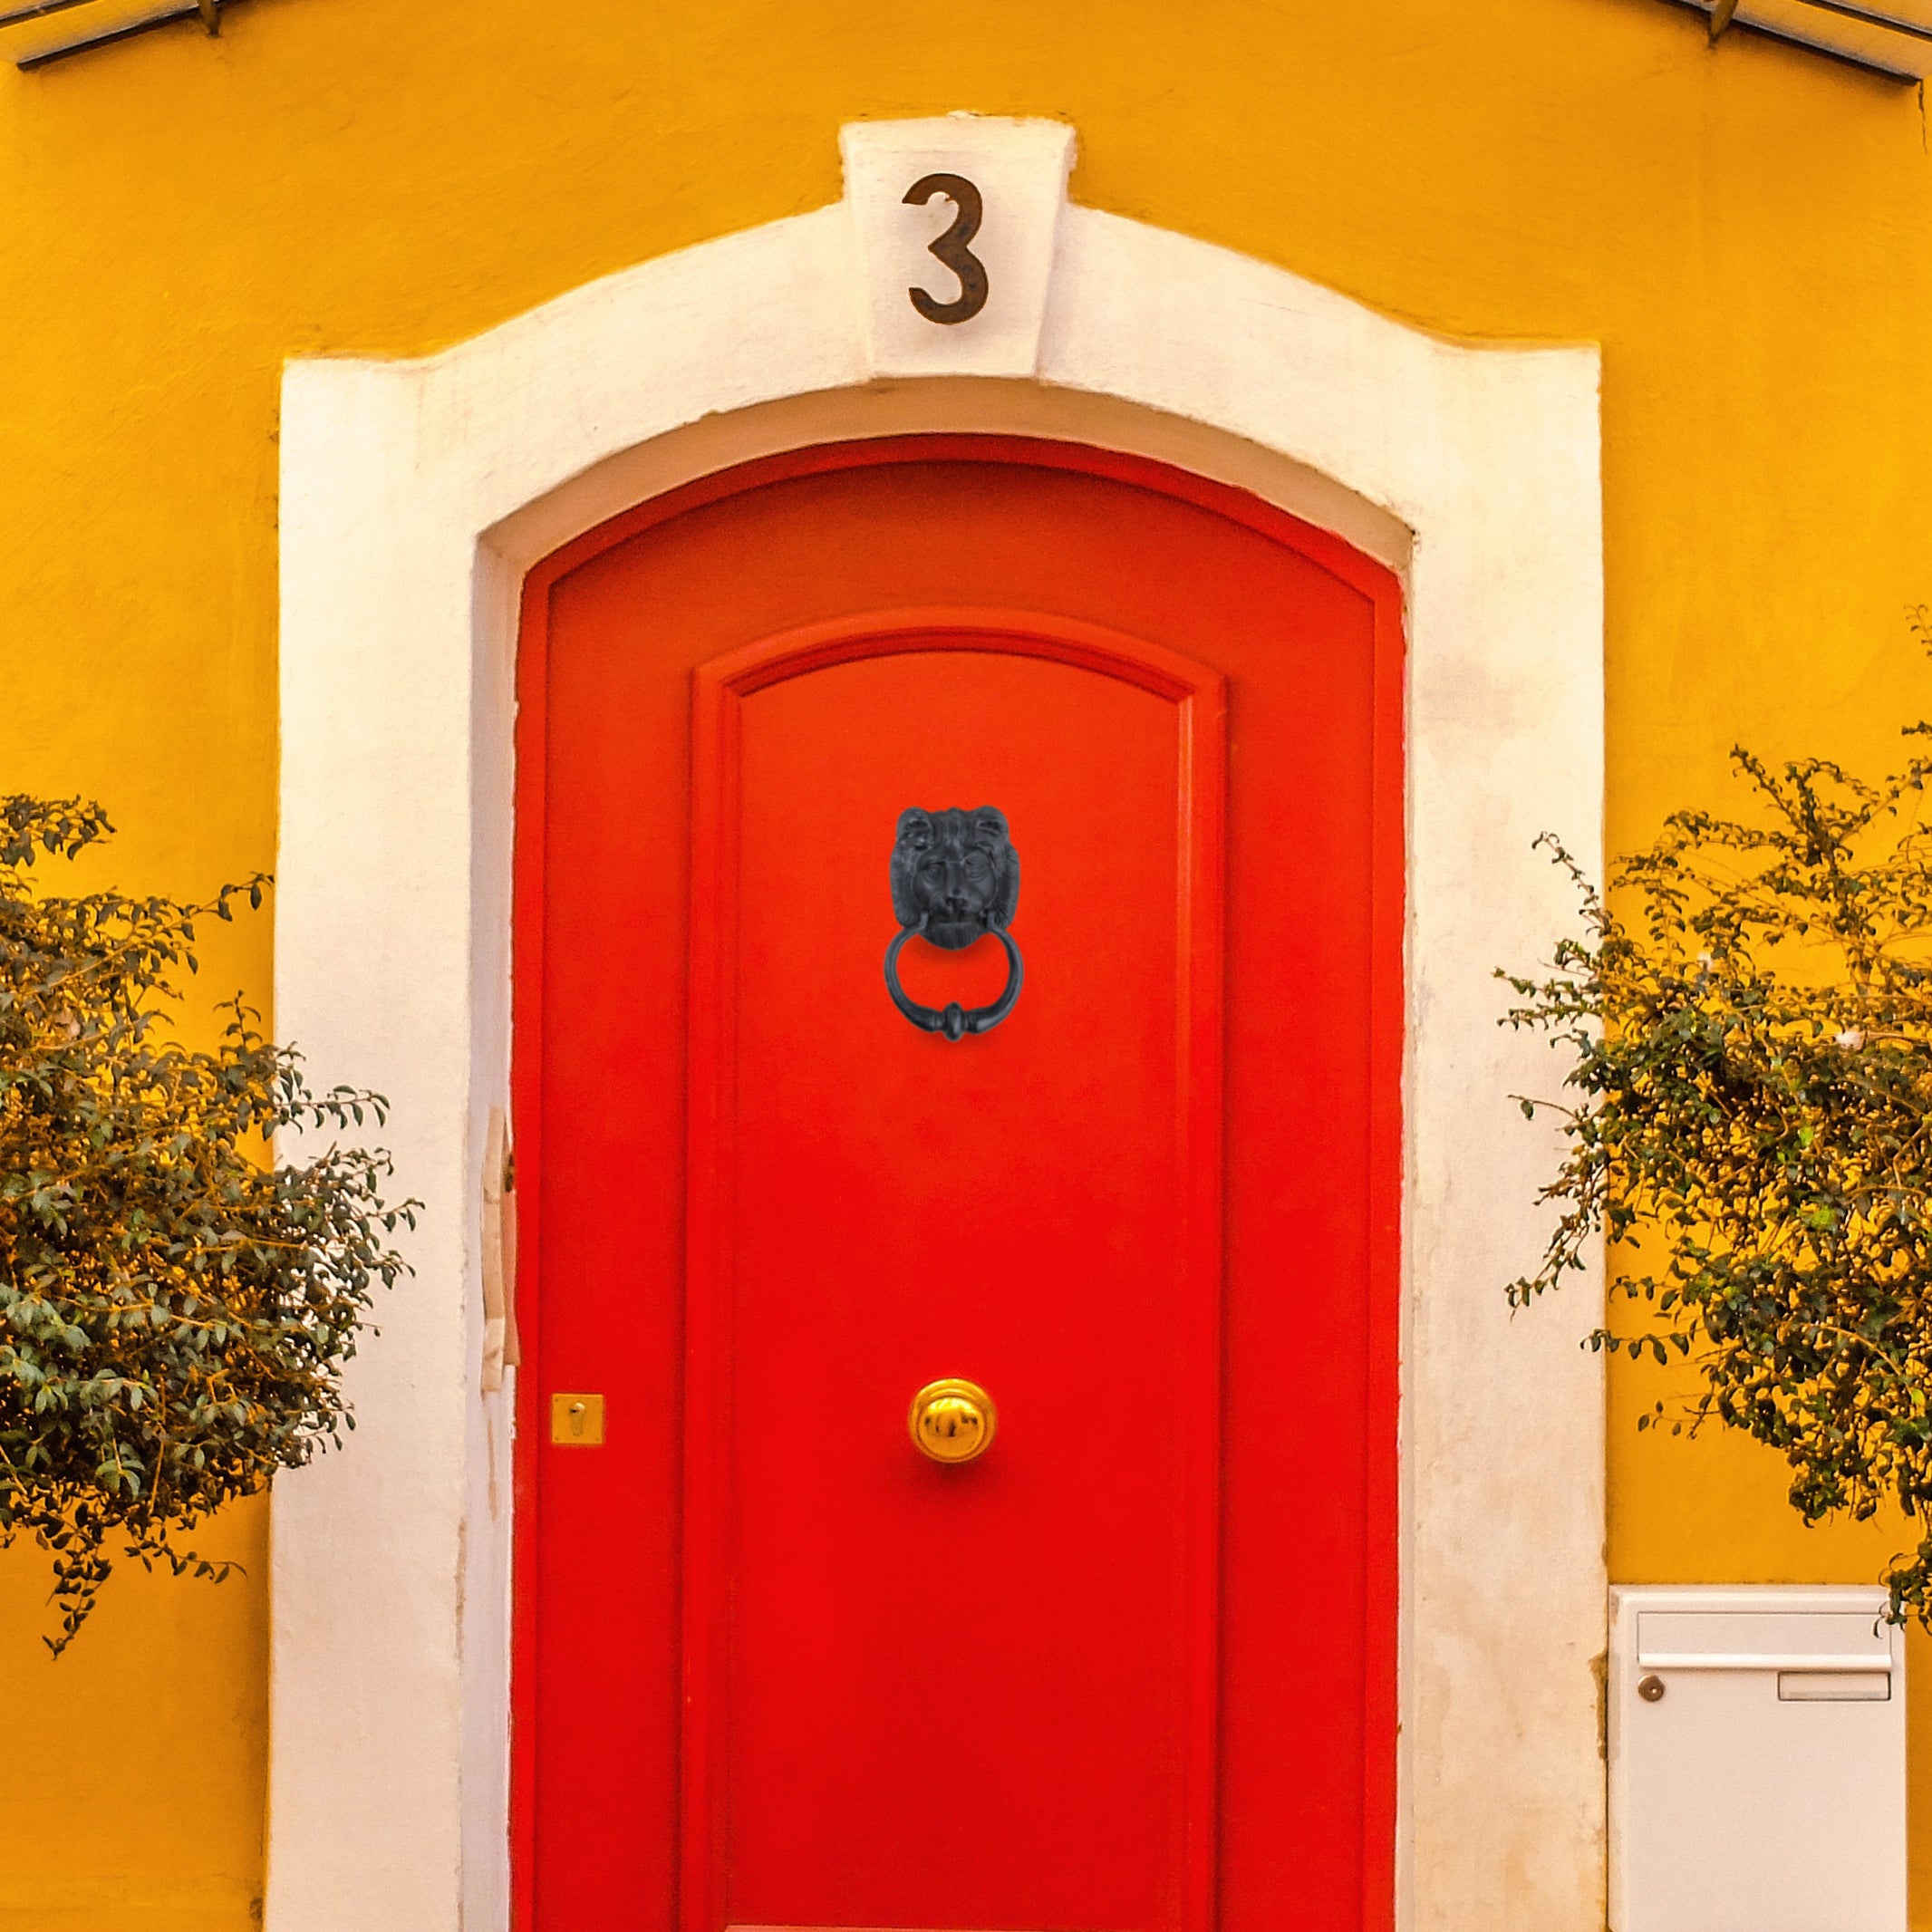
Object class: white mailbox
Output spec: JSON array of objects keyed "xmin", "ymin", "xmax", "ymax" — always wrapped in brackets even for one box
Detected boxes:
[{"xmin": 1611, "ymin": 1586, "xmax": 1906, "ymax": 1932}]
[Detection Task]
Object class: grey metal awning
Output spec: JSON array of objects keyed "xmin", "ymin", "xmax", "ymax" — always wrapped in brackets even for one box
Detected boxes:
[
  {"xmin": 0, "ymin": 0, "xmax": 231, "ymax": 69},
  {"xmin": 1676, "ymin": 0, "xmax": 1932, "ymax": 78}
]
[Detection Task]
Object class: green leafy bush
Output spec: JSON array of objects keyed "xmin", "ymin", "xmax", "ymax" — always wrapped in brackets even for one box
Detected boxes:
[
  {"xmin": 1504, "ymin": 692, "xmax": 1932, "ymax": 1623},
  {"xmin": 0, "ymin": 795, "xmax": 411, "ymax": 1651}
]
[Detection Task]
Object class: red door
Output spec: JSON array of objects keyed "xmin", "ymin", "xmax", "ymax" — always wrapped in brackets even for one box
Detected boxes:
[{"xmin": 513, "ymin": 439, "xmax": 1402, "ymax": 1932}]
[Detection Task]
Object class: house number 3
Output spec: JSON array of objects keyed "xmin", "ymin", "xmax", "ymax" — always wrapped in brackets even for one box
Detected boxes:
[{"xmin": 903, "ymin": 172, "xmax": 989, "ymax": 325}]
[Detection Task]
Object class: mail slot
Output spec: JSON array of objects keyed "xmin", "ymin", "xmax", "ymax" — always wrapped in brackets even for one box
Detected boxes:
[{"xmin": 1611, "ymin": 1586, "xmax": 1905, "ymax": 1932}]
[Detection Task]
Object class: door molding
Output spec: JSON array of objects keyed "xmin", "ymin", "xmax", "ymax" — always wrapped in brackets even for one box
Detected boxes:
[{"xmin": 271, "ymin": 114, "xmax": 1604, "ymax": 1932}]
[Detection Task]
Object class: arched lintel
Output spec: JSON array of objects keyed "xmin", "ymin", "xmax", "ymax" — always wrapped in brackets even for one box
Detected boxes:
[{"xmin": 482, "ymin": 379, "xmax": 1413, "ymax": 588}]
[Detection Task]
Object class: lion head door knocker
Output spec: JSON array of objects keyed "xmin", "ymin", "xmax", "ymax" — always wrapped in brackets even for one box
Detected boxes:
[{"xmin": 884, "ymin": 807, "xmax": 1024, "ymax": 1040}]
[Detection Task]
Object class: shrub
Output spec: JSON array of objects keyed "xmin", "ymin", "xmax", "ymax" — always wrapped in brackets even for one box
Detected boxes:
[
  {"xmin": 0, "ymin": 795, "xmax": 411, "ymax": 1651},
  {"xmin": 1505, "ymin": 703, "xmax": 1932, "ymax": 1624}
]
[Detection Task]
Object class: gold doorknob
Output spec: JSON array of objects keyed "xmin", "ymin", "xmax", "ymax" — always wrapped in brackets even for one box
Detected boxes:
[{"xmin": 908, "ymin": 1377, "xmax": 997, "ymax": 1464}]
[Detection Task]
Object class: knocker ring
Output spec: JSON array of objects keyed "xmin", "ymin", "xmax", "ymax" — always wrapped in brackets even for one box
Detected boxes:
[{"xmin": 884, "ymin": 919, "xmax": 1025, "ymax": 1041}]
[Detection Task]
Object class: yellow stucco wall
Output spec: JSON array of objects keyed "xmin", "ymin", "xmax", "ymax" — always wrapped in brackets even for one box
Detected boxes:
[{"xmin": 1, "ymin": 0, "xmax": 1928, "ymax": 1922}]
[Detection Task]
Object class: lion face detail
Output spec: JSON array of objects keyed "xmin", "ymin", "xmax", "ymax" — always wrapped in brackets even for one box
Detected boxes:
[{"xmin": 889, "ymin": 807, "xmax": 1020, "ymax": 950}]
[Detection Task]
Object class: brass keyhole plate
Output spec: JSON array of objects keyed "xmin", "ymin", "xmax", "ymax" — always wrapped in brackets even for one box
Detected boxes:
[
  {"xmin": 549, "ymin": 1392, "xmax": 605, "ymax": 1445},
  {"xmin": 908, "ymin": 1377, "xmax": 997, "ymax": 1463}
]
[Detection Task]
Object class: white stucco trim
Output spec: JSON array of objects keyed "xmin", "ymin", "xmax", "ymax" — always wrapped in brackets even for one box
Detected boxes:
[{"xmin": 271, "ymin": 115, "xmax": 1605, "ymax": 1932}]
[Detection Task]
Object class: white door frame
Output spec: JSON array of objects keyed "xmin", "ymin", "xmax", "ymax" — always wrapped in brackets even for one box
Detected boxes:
[{"xmin": 270, "ymin": 115, "xmax": 1606, "ymax": 1932}]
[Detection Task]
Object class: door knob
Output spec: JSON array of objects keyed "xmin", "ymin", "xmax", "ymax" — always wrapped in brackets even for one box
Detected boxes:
[{"xmin": 908, "ymin": 1377, "xmax": 997, "ymax": 1463}]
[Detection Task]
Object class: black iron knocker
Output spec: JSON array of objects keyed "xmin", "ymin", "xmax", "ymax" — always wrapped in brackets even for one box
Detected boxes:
[{"xmin": 884, "ymin": 807, "xmax": 1024, "ymax": 1040}]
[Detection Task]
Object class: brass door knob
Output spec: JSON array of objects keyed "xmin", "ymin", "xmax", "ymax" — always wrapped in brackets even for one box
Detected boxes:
[{"xmin": 908, "ymin": 1377, "xmax": 997, "ymax": 1463}]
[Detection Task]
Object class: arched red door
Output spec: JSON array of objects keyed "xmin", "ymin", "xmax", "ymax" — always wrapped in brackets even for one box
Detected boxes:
[{"xmin": 512, "ymin": 437, "xmax": 1403, "ymax": 1932}]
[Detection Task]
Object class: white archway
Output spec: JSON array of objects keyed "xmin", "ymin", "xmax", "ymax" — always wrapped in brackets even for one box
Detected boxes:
[{"xmin": 270, "ymin": 115, "xmax": 1605, "ymax": 1932}]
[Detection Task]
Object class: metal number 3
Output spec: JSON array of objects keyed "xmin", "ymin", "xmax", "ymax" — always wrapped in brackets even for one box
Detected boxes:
[{"xmin": 903, "ymin": 172, "xmax": 989, "ymax": 325}]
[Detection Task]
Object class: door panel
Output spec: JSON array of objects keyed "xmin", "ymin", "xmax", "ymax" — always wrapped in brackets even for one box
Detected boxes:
[
  {"xmin": 513, "ymin": 439, "xmax": 1403, "ymax": 1932},
  {"xmin": 686, "ymin": 624, "xmax": 1222, "ymax": 1932}
]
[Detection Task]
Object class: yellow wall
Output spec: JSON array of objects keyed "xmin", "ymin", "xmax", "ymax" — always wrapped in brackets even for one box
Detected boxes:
[{"xmin": 2, "ymin": 0, "xmax": 1929, "ymax": 1922}]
